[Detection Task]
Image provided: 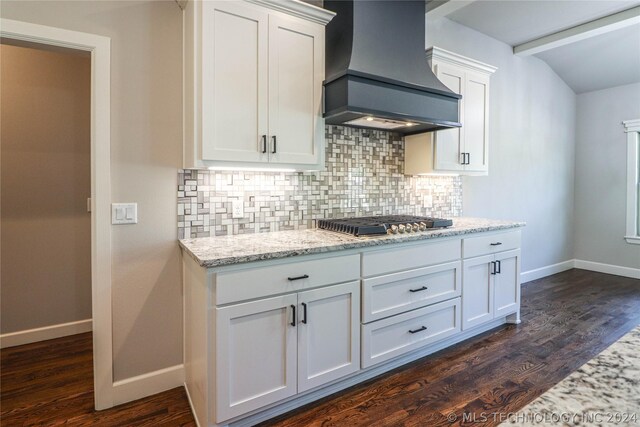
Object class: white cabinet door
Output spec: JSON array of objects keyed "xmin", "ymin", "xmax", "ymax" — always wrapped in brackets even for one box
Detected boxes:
[
  {"xmin": 433, "ymin": 62, "xmax": 464, "ymax": 172},
  {"xmin": 268, "ymin": 15, "xmax": 323, "ymax": 166},
  {"xmin": 297, "ymin": 281, "xmax": 360, "ymax": 392},
  {"xmin": 494, "ymin": 250, "xmax": 520, "ymax": 318},
  {"xmin": 202, "ymin": 1, "xmax": 268, "ymax": 163},
  {"xmin": 462, "ymin": 254, "xmax": 494, "ymax": 330},
  {"xmin": 463, "ymin": 71, "xmax": 490, "ymax": 173},
  {"xmin": 216, "ymin": 294, "xmax": 297, "ymax": 422}
]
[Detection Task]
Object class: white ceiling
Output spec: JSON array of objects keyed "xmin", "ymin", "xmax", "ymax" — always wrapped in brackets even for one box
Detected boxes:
[
  {"xmin": 447, "ymin": 1, "xmax": 639, "ymax": 45},
  {"xmin": 436, "ymin": 0, "xmax": 640, "ymax": 94},
  {"xmin": 535, "ymin": 23, "xmax": 640, "ymax": 94}
]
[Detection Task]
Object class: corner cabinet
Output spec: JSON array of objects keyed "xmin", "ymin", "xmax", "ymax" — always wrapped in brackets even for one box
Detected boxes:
[
  {"xmin": 405, "ymin": 47, "xmax": 496, "ymax": 176},
  {"xmin": 183, "ymin": 0, "xmax": 334, "ymax": 170}
]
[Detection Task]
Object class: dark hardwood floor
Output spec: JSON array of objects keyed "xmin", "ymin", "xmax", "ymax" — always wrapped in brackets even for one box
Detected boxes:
[
  {"xmin": 0, "ymin": 332, "xmax": 195, "ymax": 426},
  {"xmin": 1, "ymin": 269, "xmax": 638, "ymax": 426}
]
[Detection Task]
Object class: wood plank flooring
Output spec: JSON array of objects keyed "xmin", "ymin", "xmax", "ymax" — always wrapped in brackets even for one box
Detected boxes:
[
  {"xmin": 0, "ymin": 332, "xmax": 195, "ymax": 426},
  {"xmin": 1, "ymin": 269, "xmax": 638, "ymax": 426}
]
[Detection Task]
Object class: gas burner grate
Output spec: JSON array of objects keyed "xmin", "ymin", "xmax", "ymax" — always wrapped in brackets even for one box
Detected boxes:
[{"xmin": 317, "ymin": 215, "xmax": 452, "ymax": 237}]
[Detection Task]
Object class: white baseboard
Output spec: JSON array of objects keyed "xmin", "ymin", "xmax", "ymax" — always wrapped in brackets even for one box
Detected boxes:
[
  {"xmin": 0, "ymin": 319, "xmax": 92, "ymax": 349},
  {"xmin": 574, "ymin": 259, "xmax": 640, "ymax": 279},
  {"xmin": 112, "ymin": 364, "xmax": 185, "ymax": 407},
  {"xmin": 521, "ymin": 260, "xmax": 575, "ymax": 283},
  {"xmin": 184, "ymin": 382, "xmax": 202, "ymax": 427}
]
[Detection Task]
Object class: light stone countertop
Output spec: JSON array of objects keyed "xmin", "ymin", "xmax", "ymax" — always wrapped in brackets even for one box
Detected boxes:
[{"xmin": 179, "ymin": 217, "xmax": 525, "ymax": 268}]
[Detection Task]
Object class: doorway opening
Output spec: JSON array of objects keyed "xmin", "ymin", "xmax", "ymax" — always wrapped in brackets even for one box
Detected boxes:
[
  {"xmin": 1, "ymin": 41, "xmax": 92, "ymax": 344},
  {"xmin": 0, "ymin": 19, "xmax": 113, "ymax": 411}
]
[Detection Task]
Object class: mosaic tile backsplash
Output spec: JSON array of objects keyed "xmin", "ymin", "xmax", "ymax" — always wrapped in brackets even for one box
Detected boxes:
[{"xmin": 178, "ymin": 126, "xmax": 462, "ymax": 238}]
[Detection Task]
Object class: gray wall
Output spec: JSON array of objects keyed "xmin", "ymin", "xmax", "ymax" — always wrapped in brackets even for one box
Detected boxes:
[
  {"xmin": 1, "ymin": 44, "xmax": 92, "ymax": 334},
  {"xmin": 426, "ymin": 16, "xmax": 577, "ymax": 273},
  {"xmin": 574, "ymin": 82, "xmax": 640, "ymax": 269},
  {"xmin": 1, "ymin": 1, "xmax": 184, "ymax": 381}
]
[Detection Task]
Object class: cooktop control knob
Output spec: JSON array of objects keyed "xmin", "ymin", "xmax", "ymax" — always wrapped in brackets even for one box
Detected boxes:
[
  {"xmin": 398, "ymin": 224, "xmax": 406, "ymax": 233},
  {"xmin": 412, "ymin": 223, "xmax": 420, "ymax": 232},
  {"xmin": 406, "ymin": 223, "xmax": 413, "ymax": 232},
  {"xmin": 389, "ymin": 224, "xmax": 399, "ymax": 234},
  {"xmin": 419, "ymin": 222, "xmax": 427, "ymax": 231}
]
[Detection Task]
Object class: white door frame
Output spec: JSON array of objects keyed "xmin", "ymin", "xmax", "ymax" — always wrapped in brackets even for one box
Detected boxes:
[{"xmin": 1, "ymin": 18, "xmax": 114, "ymax": 410}]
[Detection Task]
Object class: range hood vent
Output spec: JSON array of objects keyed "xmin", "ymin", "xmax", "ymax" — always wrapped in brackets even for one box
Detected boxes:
[{"xmin": 323, "ymin": 0, "xmax": 461, "ymax": 135}]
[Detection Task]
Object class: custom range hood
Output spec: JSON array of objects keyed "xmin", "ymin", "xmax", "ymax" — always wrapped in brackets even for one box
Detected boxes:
[{"xmin": 323, "ymin": 0, "xmax": 461, "ymax": 135}]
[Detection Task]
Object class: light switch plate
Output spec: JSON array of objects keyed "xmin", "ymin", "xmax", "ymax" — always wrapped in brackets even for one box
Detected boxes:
[{"xmin": 112, "ymin": 203, "xmax": 138, "ymax": 225}]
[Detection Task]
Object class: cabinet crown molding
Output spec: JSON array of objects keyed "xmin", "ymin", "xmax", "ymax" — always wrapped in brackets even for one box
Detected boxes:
[
  {"xmin": 427, "ymin": 46, "xmax": 497, "ymax": 75},
  {"xmin": 622, "ymin": 119, "xmax": 640, "ymax": 132},
  {"xmin": 245, "ymin": 0, "xmax": 335, "ymax": 24}
]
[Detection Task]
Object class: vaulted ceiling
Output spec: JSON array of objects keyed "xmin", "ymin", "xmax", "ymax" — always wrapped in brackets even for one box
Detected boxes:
[{"xmin": 428, "ymin": 0, "xmax": 640, "ymax": 94}]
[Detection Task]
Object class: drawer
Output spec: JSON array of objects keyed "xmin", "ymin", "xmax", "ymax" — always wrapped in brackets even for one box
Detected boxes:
[
  {"xmin": 362, "ymin": 261, "xmax": 461, "ymax": 323},
  {"xmin": 463, "ymin": 230, "xmax": 521, "ymax": 259},
  {"xmin": 362, "ymin": 239, "xmax": 461, "ymax": 277},
  {"xmin": 216, "ymin": 254, "xmax": 360, "ymax": 305},
  {"xmin": 361, "ymin": 298, "xmax": 461, "ymax": 368}
]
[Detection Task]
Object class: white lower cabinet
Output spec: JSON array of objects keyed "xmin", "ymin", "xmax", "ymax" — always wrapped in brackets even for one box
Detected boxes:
[
  {"xmin": 216, "ymin": 294, "xmax": 298, "ymax": 422},
  {"xmin": 462, "ymin": 249, "xmax": 520, "ymax": 330},
  {"xmin": 297, "ymin": 282, "xmax": 360, "ymax": 392},
  {"xmin": 183, "ymin": 229, "xmax": 522, "ymax": 426},
  {"xmin": 216, "ymin": 281, "xmax": 360, "ymax": 422}
]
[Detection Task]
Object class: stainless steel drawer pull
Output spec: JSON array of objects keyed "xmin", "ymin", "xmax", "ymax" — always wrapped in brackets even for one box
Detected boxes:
[
  {"xmin": 408, "ymin": 326, "xmax": 427, "ymax": 334},
  {"xmin": 490, "ymin": 242, "xmax": 503, "ymax": 246},
  {"xmin": 287, "ymin": 274, "xmax": 309, "ymax": 281},
  {"xmin": 409, "ymin": 286, "xmax": 429, "ymax": 293}
]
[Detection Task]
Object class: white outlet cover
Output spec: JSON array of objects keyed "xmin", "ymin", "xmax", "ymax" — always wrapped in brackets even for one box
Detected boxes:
[
  {"xmin": 424, "ymin": 195, "xmax": 433, "ymax": 208},
  {"xmin": 232, "ymin": 200, "xmax": 244, "ymax": 219},
  {"xmin": 112, "ymin": 203, "xmax": 138, "ymax": 225}
]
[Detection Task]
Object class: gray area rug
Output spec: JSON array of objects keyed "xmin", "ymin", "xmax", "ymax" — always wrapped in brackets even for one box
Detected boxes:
[{"xmin": 504, "ymin": 325, "xmax": 640, "ymax": 426}]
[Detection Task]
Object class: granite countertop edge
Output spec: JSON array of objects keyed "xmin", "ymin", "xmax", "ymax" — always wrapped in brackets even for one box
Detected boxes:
[{"xmin": 179, "ymin": 218, "xmax": 526, "ymax": 269}]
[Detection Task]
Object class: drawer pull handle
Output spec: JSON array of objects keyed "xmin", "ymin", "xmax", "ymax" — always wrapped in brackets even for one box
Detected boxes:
[
  {"xmin": 290, "ymin": 305, "xmax": 296, "ymax": 326},
  {"xmin": 409, "ymin": 326, "xmax": 427, "ymax": 334},
  {"xmin": 491, "ymin": 261, "xmax": 497, "ymax": 275},
  {"xmin": 490, "ymin": 242, "xmax": 503, "ymax": 246},
  {"xmin": 496, "ymin": 260, "xmax": 501, "ymax": 274},
  {"xmin": 287, "ymin": 274, "xmax": 309, "ymax": 281},
  {"xmin": 301, "ymin": 302, "xmax": 308, "ymax": 324},
  {"xmin": 409, "ymin": 286, "xmax": 429, "ymax": 293},
  {"xmin": 261, "ymin": 135, "xmax": 267, "ymax": 153}
]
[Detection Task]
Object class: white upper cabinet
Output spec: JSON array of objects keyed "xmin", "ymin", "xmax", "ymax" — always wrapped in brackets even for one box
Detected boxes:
[
  {"xmin": 184, "ymin": 0, "xmax": 334, "ymax": 170},
  {"xmin": 404, "ymin": 47, "xmax": 496, "ymax": 176}
]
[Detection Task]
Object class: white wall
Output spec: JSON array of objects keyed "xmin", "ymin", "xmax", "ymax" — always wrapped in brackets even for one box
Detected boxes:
[
  {"xmin": 427, "ymin": 16, "xmax": 577, "ymax": 273},
  {"xmin": 574, "ymin": 82, "xmax": 640, "ymax": 269},
  {"xmin": 1, "ymin": 1, "xmax": 184, "ymax": 382}
]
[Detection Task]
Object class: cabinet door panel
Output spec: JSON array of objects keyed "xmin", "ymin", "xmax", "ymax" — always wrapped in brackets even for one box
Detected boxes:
[
  {"xmin": 216, "ymin": 294, "xmax": 297, "ymax": 422},
  {"xmin": 433, "ymin": 62, "xmax": 464, "ymax": 172},
  {"xmin": 462, "ymin": 254, "xmax": 494, "ymax": 330},
  {"xmin": 494, "ymin": 250, "xmax": 520, "ymax": 318},
  {"xmin": 202, "ymin": 2, "xmax": 268, "ymax": 163},
  {"xmin": 268, "ymin": 16, "xmax": 323, "ymax": 165},
  {"xmin": 297, "ymin": 281, "xmax": 360, "ymax": 392},
  {"xmin": 464, "ymin": 71, "xmax": 489, "ymax": 172}
]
